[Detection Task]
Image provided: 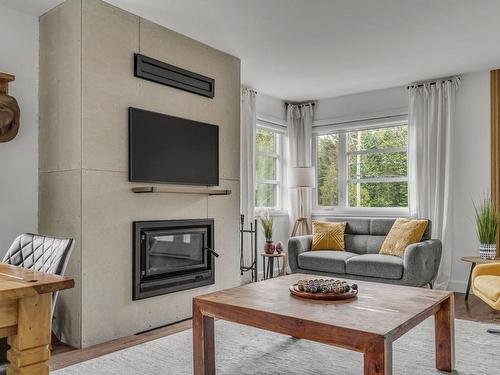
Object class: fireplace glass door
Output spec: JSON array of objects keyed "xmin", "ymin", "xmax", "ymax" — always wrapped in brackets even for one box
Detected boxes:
[{"xmin": 143, "ymin": 228, "xmax": 207, "ymax": 277}]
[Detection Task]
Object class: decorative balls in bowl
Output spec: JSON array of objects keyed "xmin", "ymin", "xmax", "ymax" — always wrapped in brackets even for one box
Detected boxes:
[{"xmin": 296, "ymin": 278, "xmax": 358, "ymax": 294}]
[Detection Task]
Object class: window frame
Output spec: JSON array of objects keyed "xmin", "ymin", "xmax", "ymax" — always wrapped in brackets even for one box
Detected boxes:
[
  {"xmin": 312, "ymin": 117, "xmax": 410, "ymax": 217},
  {"xmin": 254, "ymin": 122, "xmax": 287, "ymax": 215}
]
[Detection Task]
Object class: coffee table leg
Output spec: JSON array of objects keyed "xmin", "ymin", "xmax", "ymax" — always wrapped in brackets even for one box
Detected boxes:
[
  {"xmin": 435, "ymin": 295, "xmax": 455, "ymax": 372},
  {"xmin": 364, "ymin": 338, "xmax": 392, "ymax": 375},
  {"xmin": 193, "ymin": 300, "xmax": 215, "ymax": 375}
]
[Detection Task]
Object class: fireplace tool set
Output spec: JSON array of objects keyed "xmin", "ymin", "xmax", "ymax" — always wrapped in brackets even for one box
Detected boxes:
[{"xmin": 239, "ymin": 214, "xmax": 258, "ymax": 282}]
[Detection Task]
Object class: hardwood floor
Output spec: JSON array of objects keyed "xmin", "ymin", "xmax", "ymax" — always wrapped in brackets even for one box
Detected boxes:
[
  {"xmin": 49, "ymin": 292, "xmax": 500, "ymax": 371},
  {"xmin": 454, "ymin": 292, "xmax": 500, "ymax": 324}
]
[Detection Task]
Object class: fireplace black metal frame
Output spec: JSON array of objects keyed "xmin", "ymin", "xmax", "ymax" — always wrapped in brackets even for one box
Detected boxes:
[{"xmin": 133, "ymin": 219, "xmax": 215, "ymax": 300}]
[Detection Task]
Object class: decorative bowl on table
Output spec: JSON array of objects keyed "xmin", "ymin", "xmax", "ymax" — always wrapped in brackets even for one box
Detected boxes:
[{"xmin": 289, "ymin": 278, "xmax": 358, "ymax": 300}]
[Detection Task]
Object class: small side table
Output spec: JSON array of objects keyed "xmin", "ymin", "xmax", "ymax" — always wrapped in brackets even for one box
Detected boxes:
[
  {"xmin": 461, "ymin": 256, "xmax": 500, "ymax": 301},
  {"xmin": 261, "ymin": 252, "xmax": 288, "ymax": 280}
]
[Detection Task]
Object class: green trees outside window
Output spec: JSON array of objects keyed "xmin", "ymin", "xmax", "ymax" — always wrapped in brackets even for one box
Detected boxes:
[
  {"xmin": 317, "ymin": 134, "xmax": 339, "ymax": 206},
  {"xmin": 316, "ymin": 124, "xmax": 408, "ymax": 209},
  {"xmin": 255, "ymin": 127, "xmax": 280, "ymax": 209}
]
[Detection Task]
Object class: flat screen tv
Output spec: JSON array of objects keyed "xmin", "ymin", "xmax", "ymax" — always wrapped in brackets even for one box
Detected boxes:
[{"xmin": 129, "ymin": 107, "xmax": 219, "ymax": 186}]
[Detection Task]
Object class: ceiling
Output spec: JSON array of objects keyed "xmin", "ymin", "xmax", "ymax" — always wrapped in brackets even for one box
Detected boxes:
[
  {"xmin": 0, "ymin": 0, "xmax": 63, "ymax": 16},
  {"xmin": 3, "ymin": 0, "xmax": 500, "ymax": 100}
]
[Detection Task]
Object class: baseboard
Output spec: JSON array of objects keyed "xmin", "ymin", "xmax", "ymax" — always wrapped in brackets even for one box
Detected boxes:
[{"xmin": 447, "ymin": 280, "xmax": 467, "ymax": 293}]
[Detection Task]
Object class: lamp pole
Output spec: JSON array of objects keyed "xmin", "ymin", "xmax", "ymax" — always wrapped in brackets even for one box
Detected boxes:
[
  {"xmin": 289, "ymin": 167, "xmax": 315, "ymax": 237},
  {"xmin": 299, "ymin": 187, "xmax": 304, "ymax": 219}
]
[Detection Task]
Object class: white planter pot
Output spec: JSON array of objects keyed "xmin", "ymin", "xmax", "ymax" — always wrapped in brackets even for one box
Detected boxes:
[{"xmin": 479, "ymin": 243, "xmax": 497, "ymax": 259}]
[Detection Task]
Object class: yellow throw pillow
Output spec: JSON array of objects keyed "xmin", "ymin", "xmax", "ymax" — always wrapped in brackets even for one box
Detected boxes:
[
  {"xmin": 311, "ymin": 221, "xmax": 346, "ymax": 251},
  {"xmin": 379, "ymin": 218, "xmax": 428, "ymax": 257}
]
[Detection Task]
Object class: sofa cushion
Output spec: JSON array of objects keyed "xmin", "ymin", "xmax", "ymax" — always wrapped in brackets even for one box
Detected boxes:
[
  {"xmin": 344, "ymin": 234, "xmax": 368, "ymax": 254},
  {"xmin": 366, "ymin": 236, "xmax": 387, "ymax": 254},
  {"xmin": 326, "ymin": 217, "xmax": 370, "ymax": 235},
  {"xmin": 379, "ymin": 218, "xmax": 428, "ymax": 257},
  {"xmin": 345, "ymin": 235, "xmax": 387, "ymax": 255},
  {"xmin": 370, "ymin": 218, "xmax": 397, "ymax": 236},
  {"xmin": 323, "ymin": 217, "xmax": 431, "ymax": 238},
  {"xmin": 312, "ymin": 221, "xmax": 346, "ymax": 251},
  {"xmin": 346, "ymin": 254, "xmax": 403, "ymax": 280},
  {"xmin": 298, "ymin": 251, "xmax": 358, "ymax": 274}
]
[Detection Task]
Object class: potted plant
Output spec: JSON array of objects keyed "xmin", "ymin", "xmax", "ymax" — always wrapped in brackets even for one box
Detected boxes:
[
  {"xmin": 473, "ymin": 195, "xmax": 500, "ymax": 259},
  {"xmin": 260, "ymin": 211, "xmax": 275, "ymax": 254}
]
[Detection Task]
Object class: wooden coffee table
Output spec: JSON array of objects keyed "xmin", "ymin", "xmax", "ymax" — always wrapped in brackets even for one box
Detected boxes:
[{"xmin": 193, "ymin": 274, "xmax": 454, "ymax": 375}]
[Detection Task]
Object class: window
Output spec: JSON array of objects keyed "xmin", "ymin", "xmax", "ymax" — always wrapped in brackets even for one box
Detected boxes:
[
  {"xmin": 255, "ymin": 126, "xmax": 283, "ymax": 210},
  {"xmin": 315, "ymin": 122, "xmax": 408, "ymax": 211},
  {"xmin": 316, "ymin": 133, "xmax": 340, "ymax": 207}
]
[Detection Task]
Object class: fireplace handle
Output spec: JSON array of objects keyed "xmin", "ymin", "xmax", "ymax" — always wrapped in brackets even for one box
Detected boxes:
[{"xmin": 204, "ymin": 247, "xmax": 219, "ymax": 258}]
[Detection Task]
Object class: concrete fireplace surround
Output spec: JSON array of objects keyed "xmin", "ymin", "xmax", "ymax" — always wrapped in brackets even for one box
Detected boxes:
[{"xmin": 39, "ymin": 0, "xmax": 241, "ymax": 348}]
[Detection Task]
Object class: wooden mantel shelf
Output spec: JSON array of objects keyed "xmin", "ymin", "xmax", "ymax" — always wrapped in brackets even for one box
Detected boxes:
[{"xmin": 131, "ymin": 186, "xmax": 231, "ymax": 196}]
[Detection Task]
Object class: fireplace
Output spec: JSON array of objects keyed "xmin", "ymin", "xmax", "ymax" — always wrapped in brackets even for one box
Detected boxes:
[{"xmin": 133, "ymin": 219, "xmax": 217, "ymax": 300}]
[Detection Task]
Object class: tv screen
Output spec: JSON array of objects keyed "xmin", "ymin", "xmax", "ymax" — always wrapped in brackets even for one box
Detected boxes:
[{"xmin": 129, "ymin": 107, "xmax": 219, "ymax": 186}]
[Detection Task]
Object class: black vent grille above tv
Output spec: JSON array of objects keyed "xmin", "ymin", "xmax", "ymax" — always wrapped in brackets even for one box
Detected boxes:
[{"xmin": 134, "ymin": 54, "xmax": 215, "ymax": 98}]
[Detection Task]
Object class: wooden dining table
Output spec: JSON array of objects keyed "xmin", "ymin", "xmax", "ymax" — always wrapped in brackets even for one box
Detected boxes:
[{"xmin": 0, "ymin": 263, "xmax": 74, "ymax": 374}]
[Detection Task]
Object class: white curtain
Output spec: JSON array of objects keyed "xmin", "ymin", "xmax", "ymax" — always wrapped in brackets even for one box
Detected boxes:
[
  {"xmin": 408, "ymin": 78, "xmax": 460, "ymax": 289},
  {"xmin": 287, "ymin": 103, "xmax": 314, "ymax": 230},
  {"xmin": 241, "ymin": 88, "xmax": 257, "ymax": 224}
]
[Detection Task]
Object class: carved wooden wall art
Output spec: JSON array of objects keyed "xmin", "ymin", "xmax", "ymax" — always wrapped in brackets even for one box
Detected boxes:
[{"xmin": 0, "ymin": 72, "xmax": 20, "ymax": 143}]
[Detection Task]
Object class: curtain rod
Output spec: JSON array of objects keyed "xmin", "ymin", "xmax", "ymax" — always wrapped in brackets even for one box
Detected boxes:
[
  {"xmin": 407, "ymin": 76, "xmax": 460, "ymax": 89},
  {"xmin": 284, "ymin": 102, "xmax": 315, "ymax": 106}
]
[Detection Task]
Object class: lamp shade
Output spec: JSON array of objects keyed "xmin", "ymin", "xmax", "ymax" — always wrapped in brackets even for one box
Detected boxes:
[{"xmin": 288, "ymin": 167, "xmax": 315, "ymax": 188}]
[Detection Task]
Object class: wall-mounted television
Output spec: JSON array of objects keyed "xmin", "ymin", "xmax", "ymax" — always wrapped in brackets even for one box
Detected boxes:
[{"xmin": 129, "ymin": 107, "xmax": 219, "ymax": 186}]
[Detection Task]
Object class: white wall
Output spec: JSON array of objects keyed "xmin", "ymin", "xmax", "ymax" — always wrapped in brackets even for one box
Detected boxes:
[
  {"xmin": 256, "ymin": 92, "xmax": 286, "ymax": 122},
  {"xmin": 315, "ymin": 86, "xmax": 407, "ymax": 122},
  {"xmin": 0, "ymin": 6, "xmax": 38, "ymax": 255},
  {"xmin": 448, "ymin": 71, "xmax": 490, "ymax": 292}
]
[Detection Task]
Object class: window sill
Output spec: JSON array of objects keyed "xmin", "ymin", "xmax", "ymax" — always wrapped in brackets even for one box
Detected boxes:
[{"xmin": 312, "ymin": 207, "xmax": 409, "ymax": 218}]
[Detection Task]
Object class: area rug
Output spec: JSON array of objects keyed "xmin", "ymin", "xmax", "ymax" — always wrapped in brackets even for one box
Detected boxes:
[{"xmin": 53, "ymin": 318, "xmax": 497, "ymax": 374}]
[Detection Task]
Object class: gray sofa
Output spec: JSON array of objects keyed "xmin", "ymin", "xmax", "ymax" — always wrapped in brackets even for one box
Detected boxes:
[{"xmin": 288, "ymin": 217, "xmax": 442, "ymax": 287}]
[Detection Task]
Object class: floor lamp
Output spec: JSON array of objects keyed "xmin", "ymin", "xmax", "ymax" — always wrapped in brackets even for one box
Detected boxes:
[{"xmin": 288, "ymin": 167, "xmax": 315, "ymax": 237}]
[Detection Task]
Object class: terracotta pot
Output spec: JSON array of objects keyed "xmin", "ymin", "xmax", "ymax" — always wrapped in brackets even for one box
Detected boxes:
[{"xmin": 264, "ymin": 240, "xmax": 275, "ymax": 254}]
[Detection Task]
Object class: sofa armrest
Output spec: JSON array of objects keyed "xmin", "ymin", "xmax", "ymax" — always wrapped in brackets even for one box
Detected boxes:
[
  {"xmin": 287, "ymin": 235, "xmax": 313, "ymax": 273},
  {"xmin": 402, "ymin": 239, "xmax": 442, "ymax": 286},
  {"xmin": 472, "ymin": 263, "xmax": 500, "ymax": 279}
]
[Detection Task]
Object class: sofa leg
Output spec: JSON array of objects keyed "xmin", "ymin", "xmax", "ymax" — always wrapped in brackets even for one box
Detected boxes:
[
  {"xmin": 487, "ymin": 328, "xmax": 500, "ymax": 334},
  {"xmin": 428, "ymin": 282, "xmax": 433, "ymax": 289}
]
